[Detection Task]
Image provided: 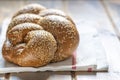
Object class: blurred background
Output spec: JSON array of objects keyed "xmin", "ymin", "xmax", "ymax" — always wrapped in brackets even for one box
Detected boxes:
[{"xmin": 0, "ymin": 0, "xmax": 120, "ymax": 33}]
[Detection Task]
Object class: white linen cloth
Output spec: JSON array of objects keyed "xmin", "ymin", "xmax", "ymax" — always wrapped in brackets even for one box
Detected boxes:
[{"xmin": 0, "ymin": 19, "xmax": 108, "ymax": 73}]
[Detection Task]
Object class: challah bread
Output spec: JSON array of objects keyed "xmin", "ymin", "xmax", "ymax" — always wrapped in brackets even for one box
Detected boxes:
[{"xmin": 2, "ymin": 4, "xmax": 79, "ymax": 67}]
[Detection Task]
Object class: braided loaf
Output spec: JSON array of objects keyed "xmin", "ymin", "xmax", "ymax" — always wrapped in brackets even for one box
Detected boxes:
[{"xmin": 2, "ymin": 4, "xmax": 79, "ymax": 67}]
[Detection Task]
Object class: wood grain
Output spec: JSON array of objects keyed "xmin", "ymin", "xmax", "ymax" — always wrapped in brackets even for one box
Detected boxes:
[
  {"xmin": 9, "ymin": 72, "xmax": 71, "ymax": 80},
  {"xmin": 101, "ymin": 0, "xmax": 120, "ymax": 72},
  {"xmin": 0, "ymin": 74, "xmax": 4, "ymax": 80},
  {"xmin": 4, "ymin": 73, "xmax": 10, "ymax": 80},
  {"xmin": 0, "ymin": 1, "xmax": 25, "ymax": 25},
  {"xmin": 101, "ymin": 0, "xmax": 120, "ymax": 39},
  {"xmin": 66, "ymin": 0, "xmax": 120, "ymax": 79}
]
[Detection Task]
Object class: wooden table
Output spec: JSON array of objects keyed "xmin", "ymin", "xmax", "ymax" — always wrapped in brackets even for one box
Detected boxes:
[{"xmin": 1, "ymin": 0, "xmax": 120, "ymax": 80}]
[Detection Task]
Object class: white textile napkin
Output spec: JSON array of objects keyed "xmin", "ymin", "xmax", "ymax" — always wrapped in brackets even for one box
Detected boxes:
[{"xmin": 0, "ymin": 19, "xmax": 108, "ymax": 73}]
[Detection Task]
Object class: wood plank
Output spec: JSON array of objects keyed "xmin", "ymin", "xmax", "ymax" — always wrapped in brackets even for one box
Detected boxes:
[
  {"xmin": 96, "ymin": 72, "xmax": 120, "ymax": 80},
  {"xmin": 101, "ymin": 0, "xmax": 120, "ymax": 39},
  {"xmin": 100, "ymin": 0, "xmax": 120, "ymax": 72},
  {"xmin": 0, "ymin": 1, "xmax": 25, "ymax": 34},
  {"xmin": 65, "ymin": 0, "xmax": 120, "ymax": 79},
  {"xmin": 71, "ymin": 71, "xmax": 76, "ymax": 80},
  {"xmin": 9, "ymin": 72, "xmax": 71, "ymax": 80},
  {"xmin": 0, "ymin": 1, "xmax": 25, "ymax": 25},
  {"xmin": 77, "ymin": 72, "xmax": 120, "ymax": 80},
  {"xmin": 0, "ymin": 74, "xmax": 4, "ymax": 80},
  {"xmin": 76, "ymin": 72, "xmax": 97, "ymax": 80},
  {"xmin": 4, "ymin": 73, "xmax": 10, "ymax": 80},
  {"xmin": 25, "ymin": 0, "xmax": 63, "ymax": 10}
]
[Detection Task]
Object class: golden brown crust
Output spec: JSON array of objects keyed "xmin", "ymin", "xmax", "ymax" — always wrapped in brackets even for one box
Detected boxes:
[
  {"xmin": 39, "ymin": 9, "xmax": 75, "ymax": 25},
  {"xmin": 3, "ymin": 30, "xmax": 57, "ymax": 67},
  {"xmin": 13, "ymin": 4, "xmax": 46, "ymax": 18},
  {"xmin": 39, "ymin": 15, "xmax": 79, "ymax": 62},
  {"xmin": 8, "ymin": 23, "xmax": 43, "ymax": 45},
  {"xmin": 2, "ymin": 4, "xmax": 79, "ymax": 67},
  {"xmin": 8, "ymin": 14, "xmax": 42, "ymax": 33}
]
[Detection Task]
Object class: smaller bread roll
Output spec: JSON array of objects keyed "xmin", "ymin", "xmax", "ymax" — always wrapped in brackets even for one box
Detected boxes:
[{"xmin": 13, "ymin": 4, "xmax": 46, "ymax": 18}]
